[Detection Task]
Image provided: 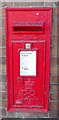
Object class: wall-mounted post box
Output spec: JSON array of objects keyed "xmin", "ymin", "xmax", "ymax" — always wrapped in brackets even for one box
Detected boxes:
[{"xmin": 5, "ymin": 8, "xmax": 52, "ymax": 112}]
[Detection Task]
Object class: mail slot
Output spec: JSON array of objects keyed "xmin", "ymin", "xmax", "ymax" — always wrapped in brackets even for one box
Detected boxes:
[
  {"xmin": 5, "ymin": 8, "xmax": 52, "ymax": 112},
  {"xmin": 12, "ymin": 21, "xmax": 44, "ymax": 33}
]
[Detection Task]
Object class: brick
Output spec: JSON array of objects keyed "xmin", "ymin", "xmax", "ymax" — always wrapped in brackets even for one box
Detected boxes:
[
  {"xmin": 0, "ymin": 27, "xmax": 5, "ymax": 42},
  {"xmin": 53, "ymin": 16, "xmax": 57, "ymax": 27},
  {"xmin": 52, "ymin": 56, "xmax": 59, "ymax": 65},
  {"xmin": 51, "ymin": 75, "xmax": 59, "ymax": 83},
  {"xmin": 53, "ymin": 16, "xmax": 59, "ymax": 27},
  {"xmin": 49, "ymin": 101, "xmax": 59, "ymax": 110},
  {"xmin": 2, "ymin": 48, "xmax": 6, "ymax": 56},
  {"xmin": 57, "ymin": 17, "xmax": 59, "ymax": 27},
  {"xmin": 52, "ymin": 57, "xmax": 58, "ymax": 65},
  {"xmin": 53, "ymin": 7, "xmax": 59, "ymax": 16},
  {"xmin": 2, "ymin": 74, "xmax": 6, "ymax": 82},
  {"xmin": 0, "ymin": 8, "xmax": 5, "ymax": 18},
  {"xmin": 0, "ymin": 48, "xmax": 6, "ymax": 57},
  {"xmin": 0, "ymin": 101, "xmax": 2, "ymax": 107},
  {"xmin": 0, "ymin": 9, "xmax": 2, "ymax": 17},
  {"xmin": 2, "ymin": 38, "xmax": 5, "ymax": 46},
  {"xmin": 50, "ymin": 85, "xmax": 59, "ymax": 92},
  {"xmin": 57, "ymin": 47, "xmax": 59, "ymax": 56},
  {"xmin": 0, "ymin": 109, "xmax": 2, "ymax": 116},
  {"xmin": 0, "ymin": 82, "xmax": 7, "ymax": 91},
  {"xmin": 50, "ymin": 92, "xmax": 58, "ymax": 100},
  {"xmin": 0, "ymin": 27, "xmax": 2, "ymax": 33},
  {"xmin": 57, "ymin": 27, "xmax": 59, "ymax": 37},
  {"xmin": 52, "ymin": 37, "xmax": 59, "ymax": 47},
  {"xmin": 0, "ymin": 108, "xmax": 7, "ymax": 116},
  {"xmin": 52, "ymin": 47, "xmax": 57, "ymax": 56},
  {"xmin": 14, "ymin": 2, "xmax": 44, "ymax": 7},
  {"xmin": 0, "ymin": 74, "xmax": 6, "ymax": 82},
  {"xmin": 0, "ymin": 2, "xmax": 2, "ymax": 7},
  {"xmin": 57, "ymin": 92, "xmax": 59, "ymax": 100},
  {"xmin": 0, "ymin": 39, "xmax": 2, "ymax": 46},
  {"xmin": 2, "ymin": 92, "xmax": 7, "ymax": 99},
  {"xmin": 2, "ymin": 57, "xmax": 6, "ymax": 64},
  {"xmin": 0, "ymin": 29, "xmax": 2, "ymax": 40},
  {"xmin": 0, "ymin": 57, "xmax": 6, "ymax": 64},
  {"xmin": 0, "ymin": 65, "xmax": 6, "ymax": 74},
  {"xmin": 52, "ymin": 27, "xmax": 59, "ymax": 37},
  {"xmin": 2, "ymin": 18, "xmax": 5, "ymax": 28},
  {"xmin": 0, "ymin": 74, "xmax": 2, "ymax": 82},
  {"xmin": 2, "ymin": 38, "xmax": 6, "ymax": 46},
  {"xmin": 2, "ymin": 1, "xmax": 13, "ymax": 8},
  {"xmin": 0, "ymin": 92, "xmax": 2, "ymax": 99},
  {"xmin": 57, "ymin": 86, "xmax": 59, "ymax": 92},
  {"xmin": 52, "ymin": 2, "xmax": 58, "ymax": 7},
  {"xmin": 2, "ymin": 8, "xmax": 5, "ymax": 17},
  {"xmin": 57, "ymin": 37, "xmax": 59, "ymax": 46},
  {"xmin": 44, "ymin": 2, "xmax": 52, "ymax": 6},
  {"xmin": 2, "ymin": 100, "xmax": 7, "ymax": 107},
  {"xmin": 57, "ymin": 110, "xmax": 59, "ymax": 118},
  {"xmin": 2, "ymin": 64, "xmax": 6, "ymax": 74},
  {"xmin": 57, "ymin": 57, "xmax": 59, "ymax": 65},
  {"xmin": 49, "ymin": 110, "xmax": 57, "ymax": 117},
  {"xmin": 2, "ymin": 82, "xmax": 7, "ymax": 91},
  {"xmin": 0, "ymin": 57, "xmax": 2, "ymax": 64},
  {"xmin": 0, "ymin": 92, "xmax": 7, "ymax": 99},
  {"xmin": 50, "ymin": 66, "xmax": 57, "ymax": 75},
  {"xmin": 57, "ymin": 1, "xmax": 59, "ymax": 6},
  {"xmin": 1, "ymin": 2, "xmax": 6, "ymax": 7},
  {"xmin": 0, "ymin": 40, "xmax": 2, "ymax": 46},
  {"xmin": 2, "ymin": 28, "xmax": 5, "ymax": 38},
  {"xmin": 0, "ymin": 18, "xmax": 2, "ymax": 28},
  {"xmin": 0, "ymin": 84, "xmax": 2, "ymax": 91}
]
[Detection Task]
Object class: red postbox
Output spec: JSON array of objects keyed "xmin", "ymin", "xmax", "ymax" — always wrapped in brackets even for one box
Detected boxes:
[{"xmin": 5, "ymin": 8, "xmax": 52, "ymax": 112}]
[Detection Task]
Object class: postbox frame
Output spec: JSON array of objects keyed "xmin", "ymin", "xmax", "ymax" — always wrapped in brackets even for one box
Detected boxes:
[{"xmin": 5, "ymin": 8, "xmax": 52, "ymax": 112}]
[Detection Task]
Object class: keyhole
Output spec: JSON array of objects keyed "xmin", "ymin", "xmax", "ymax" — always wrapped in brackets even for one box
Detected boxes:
[{"xmin": 19, "ymin": 78, "xmax": 20, "ymax": 81}]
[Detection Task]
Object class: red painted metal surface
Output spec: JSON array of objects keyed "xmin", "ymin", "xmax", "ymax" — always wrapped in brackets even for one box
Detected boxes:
[{"xmin": 5, "ymin": 8, "xmax": 52, "ymax": 112}]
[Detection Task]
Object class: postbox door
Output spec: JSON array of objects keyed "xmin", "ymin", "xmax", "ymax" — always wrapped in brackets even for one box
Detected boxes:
[{"xmin": 12, "ymin": 41, "xmax": 46, "ymax": 106}]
